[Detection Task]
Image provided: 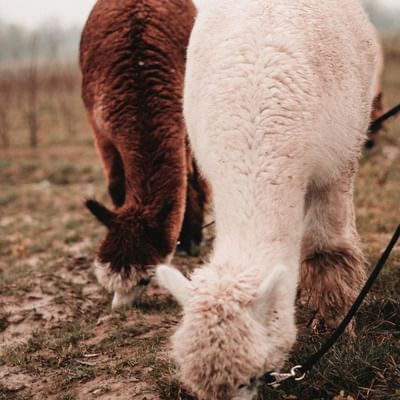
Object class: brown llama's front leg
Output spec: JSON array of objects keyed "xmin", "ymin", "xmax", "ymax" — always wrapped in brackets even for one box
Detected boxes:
[
  {"xmin": 90, "ymin": 117, "xmax": 126, "ymax": 208},
  {"xmin": 299, "ymin": 172, "xmax": 365, "ymax": 330},
  {"xmin": 178, "ymin": 151, "xmax": 210, "ymax": 256}
]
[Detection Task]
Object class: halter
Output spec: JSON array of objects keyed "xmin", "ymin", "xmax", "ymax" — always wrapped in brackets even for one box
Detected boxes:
[{"xmin": 368, "ymin": 103, "xmax": 400, "ymax": 133}]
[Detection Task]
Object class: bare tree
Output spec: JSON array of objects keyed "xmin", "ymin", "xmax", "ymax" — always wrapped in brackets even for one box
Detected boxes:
[
  {"xmin": 0, "ymin": 71, "xmax": 13, "ymax": 148},
  {"xmin": 45, "ymin": 27, "xmax": 79, "ymax": 139},
  {"xmin": 57, "ymin": 66, "xmax": 80, "ymax": 137},
  {"xmin": 24, "ymin": 34, "xmax": 40, "ymax": 148}
]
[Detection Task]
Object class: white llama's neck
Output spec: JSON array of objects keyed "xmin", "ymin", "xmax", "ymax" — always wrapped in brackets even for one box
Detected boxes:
[{"xmin": 211, "ymin": 179, "xmax": 306, "ymax": 274}]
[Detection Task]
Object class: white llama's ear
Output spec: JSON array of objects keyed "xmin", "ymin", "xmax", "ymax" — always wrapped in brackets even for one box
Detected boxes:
[
  {"xmin": 252, "ymin": 265, "xmax": 286, "ymax": 321},
  {"xmin": 156, "ymin": 265, "xmax": 192, "ymax": 306}
]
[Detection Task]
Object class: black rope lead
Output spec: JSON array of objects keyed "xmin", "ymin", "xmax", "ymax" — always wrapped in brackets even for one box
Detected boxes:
[
  {"xmin": 368, "ymin": 103, "xmax": 400, "ymax": 134},
  {"xmin": 299, "ymin": 224, "xmax": 400, "ymax": 374},
  {"xmin": 259, "ymin": 224, "xmax": 400, "ymax": 389}
]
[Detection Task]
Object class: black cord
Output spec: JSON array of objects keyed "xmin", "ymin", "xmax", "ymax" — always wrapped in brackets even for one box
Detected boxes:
[
  {"xmin": 259, "ymin": 224, "xmax": 400, "ymax": 387},
  {"xmin": 300, "ymin": 224, "xmax": 399, "ymax": 374},
  {"xmin": 368, "ymin": 103, "xmax": 400, "ymax": 133}
]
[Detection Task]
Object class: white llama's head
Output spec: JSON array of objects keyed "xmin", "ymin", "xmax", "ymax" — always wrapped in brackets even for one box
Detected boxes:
[{"xmin": 157, "ymin": 264, "xmax": 297, "ymax": 400}]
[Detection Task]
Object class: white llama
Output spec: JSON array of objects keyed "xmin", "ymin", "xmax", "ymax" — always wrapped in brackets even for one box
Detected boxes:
[{"xmin": 157, "ymin": 0, "xmax": 379, "ymax": 399}]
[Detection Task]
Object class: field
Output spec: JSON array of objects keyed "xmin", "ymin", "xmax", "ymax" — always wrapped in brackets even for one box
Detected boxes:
[{"xmin": 0, "ymin": 54, "xmax": 399, "ymax": 399}]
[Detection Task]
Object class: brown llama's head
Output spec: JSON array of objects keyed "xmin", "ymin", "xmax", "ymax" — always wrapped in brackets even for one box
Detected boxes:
[{"xmin": 86, "ymin": 199, "xmax": 178, "ymax": 308}]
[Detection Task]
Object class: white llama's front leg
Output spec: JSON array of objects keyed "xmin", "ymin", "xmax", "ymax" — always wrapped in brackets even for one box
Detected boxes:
[{"xmin": 300, "ymin": 170, "xmax": 365, "ymax": 329}]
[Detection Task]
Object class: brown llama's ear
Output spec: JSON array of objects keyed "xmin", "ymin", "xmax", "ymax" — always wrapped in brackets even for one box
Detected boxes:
[{"xmin": 85, "ymin": 199, "xmax": 115, "ymax": 228}]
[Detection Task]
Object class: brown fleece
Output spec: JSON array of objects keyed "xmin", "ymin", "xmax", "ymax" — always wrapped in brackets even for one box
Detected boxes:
[
  {"xmin": 80, "ymin": 0, "xmax": 209, "ymax": 280},
  {"xmin": 300, "ymin": 243, "xmax": 365, "ymax": 328}
]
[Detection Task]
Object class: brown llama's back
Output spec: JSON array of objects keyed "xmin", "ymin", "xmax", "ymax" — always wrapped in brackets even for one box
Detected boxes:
[{"xmin": 80, "ymin": 0, "xmax": 209, "ymax": 308}]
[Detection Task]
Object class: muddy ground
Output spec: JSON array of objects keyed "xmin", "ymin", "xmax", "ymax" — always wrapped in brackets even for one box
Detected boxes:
[{"xmin": 0, "ymin": 65, "xmax": 399, "ymax": 400}]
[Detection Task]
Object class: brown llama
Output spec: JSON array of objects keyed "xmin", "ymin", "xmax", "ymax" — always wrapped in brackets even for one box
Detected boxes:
[{"xmin": 80, "ymin": 0, "xmax": 209, "ymax": 308}]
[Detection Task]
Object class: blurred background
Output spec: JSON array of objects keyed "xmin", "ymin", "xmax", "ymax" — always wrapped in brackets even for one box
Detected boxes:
[
  {"xmin": 0, "ymin": 0, "xmax": 398, "ymax": 148},
  {"xmin": 0, "ymin": 0, "xmax": 398, "ymax": 149}
]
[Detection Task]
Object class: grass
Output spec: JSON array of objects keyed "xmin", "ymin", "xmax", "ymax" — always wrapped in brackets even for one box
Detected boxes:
[{"xmin": 0, "ymin": 54, "xmax": 399, "ymax": 400}]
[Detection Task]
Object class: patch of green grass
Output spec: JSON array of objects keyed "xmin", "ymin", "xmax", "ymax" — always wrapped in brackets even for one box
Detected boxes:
[
  {"xmin": 0, "ymin": 385, "xmax": 31, "ymax": 400},
  {"xmin": 133, "ymin": 298, "xmax": 181, "ymax": 315},
  {"xmin": 0, "ymin": 263, "xmax": 32, "ymax": 296},
  {"xmin": 57, "ymin": 365, "xmax": 96, "ymax": 390},
  {"xmin": 57, "ymin": 394, "xmax": 76, "ymax": 400},
  {"xmin": 259, "ymin": 319, "xmax": 399, "ymax": 399},
  {"xmin": 257, "ymin": 265, "xmax": 400, "ymax": 400},
  {"xmin": 1, "ymin": 345, "xmax": 33, "ymax": 371},
  {"xmin": 97, "ymin": 322, "xmax": 153, "ymax": 352},
  {"xmin": 1, "ymin": 321, "xmax": 93, "ymax": 370}
]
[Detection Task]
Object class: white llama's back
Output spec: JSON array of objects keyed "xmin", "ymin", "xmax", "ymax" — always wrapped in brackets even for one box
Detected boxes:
[{"xmin": 185, "ymin": 0, "xmax": 379, "ymax": 188}]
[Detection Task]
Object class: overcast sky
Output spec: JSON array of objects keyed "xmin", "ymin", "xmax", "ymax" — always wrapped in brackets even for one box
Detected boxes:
[
  {"xmin": 0, "ymin": 0, "xmax": 399, "ymax": 30},
  {"xmin": 0, "ymin": 0, "xmax": 97, "ymax": 29}
]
